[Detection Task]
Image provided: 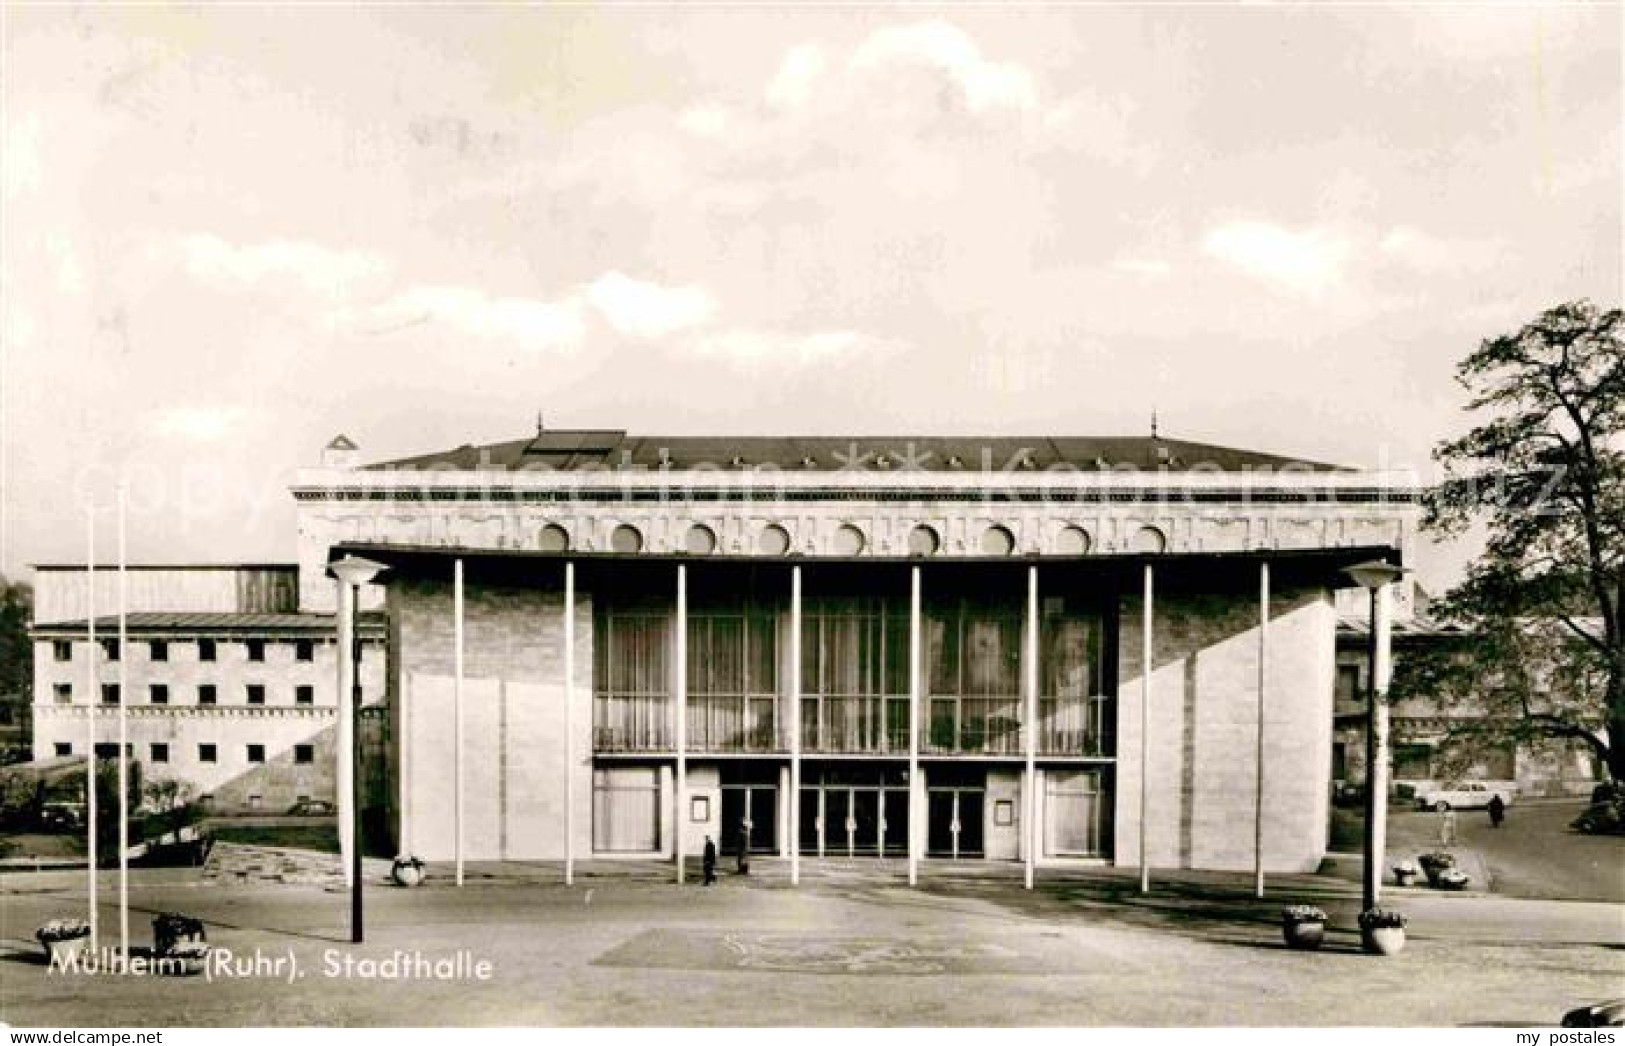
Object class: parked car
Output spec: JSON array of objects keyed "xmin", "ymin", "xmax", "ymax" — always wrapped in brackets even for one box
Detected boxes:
[
  {"xmin": 285, "ymin": 799, "xmax": 336, "ymax": 817},
  {"xmin": 40, "ymin": 801, "xmax": 84, "ymax": 830},
  {"xmin": 1413, "ymin": 781, "xmax": 1515, "ymax": 812},
  {"xmin": 1562, "ymin": 998, "xmax": 1625, "ymax": 1027}
]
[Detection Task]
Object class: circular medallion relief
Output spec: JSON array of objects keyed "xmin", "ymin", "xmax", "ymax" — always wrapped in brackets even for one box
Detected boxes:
[
  {"xmin": 685, "ymin": 523, "xmax": 718, "ymax": 556},
  {"xmin": 980, "ymin": 524, "xmax": 1016, "ymax": 556},
  {"xmin": 757, "ymin": 524, "xmax": 791, "ymax": 556},
  {"xmin": 610, "ymin": 524, "xmax": 645, "ymax": 555},
  {"xmin": 832, "ymin": 524, "xmax": 867, "ymax": 557},
  {"xmin": 1055, "ymin": 526, "xmax": 1091, "ymax": 556},
  {"xmin": 1133, "ymin": 525, "xmax": 1168, "ymax": 555},
  {"xmin": 908, "ymin": 524, "xmax": 941, "ymax": 557},
  {"xmin": 538, "ymin": 524, "xmax": 571, "ymax": 553}
]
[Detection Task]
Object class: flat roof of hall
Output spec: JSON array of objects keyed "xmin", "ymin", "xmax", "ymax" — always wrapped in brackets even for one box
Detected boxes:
[{"xmin": 366, "ymin": 431, "xmax": 1350, "ymax": 473}]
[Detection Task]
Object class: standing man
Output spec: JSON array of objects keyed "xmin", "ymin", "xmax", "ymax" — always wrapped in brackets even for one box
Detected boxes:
[
  {"xmin": 1487, "ymin": 793, "xmax": 1506, "ymax": 829},
  {"xmin": 702, "ymin": 836, "xmax": 717, "ymax": 886},
  {"xmin": 737, "ymin": 819, "xmax": 752, "ymax": 876}
]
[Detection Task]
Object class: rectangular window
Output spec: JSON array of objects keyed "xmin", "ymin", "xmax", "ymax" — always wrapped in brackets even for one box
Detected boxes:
[
  {"xmin": 246, "ymin": 743, "xmax": 265, "ymax": 764},
  {"xmin": 799, "ymin": 591, "xmax": 910, "ymax": 754},
  {"xmin": 294, "ymin": 744, "xmax": 314, "ymax": 764},
  {"xmin": 100, "ymin": 683, "xmax": 119, "ymax": 705},
  {"xmin": 198, "ymin": 743, "xmax": 217, "ymax": 763},
  {"xmin": 102, "ymin": 639, "xmax": 119, "ymax": 662},
  {"xmin": 246, "ymin": 684, "xmax": 265, "ymax": 706},
  {"xmin": 295, "ymin": 685, "xmax": 314, "ymax": 706},
  {"xmin": 53, "ymin": 640, "xmax": 72, "ymax": 662},
  {"xmin": 198, "ymin": 638, "xmax": 216, "ymax": 662},
  {"xmin": 593, "ymin": 601, "xmax": 672, "ymax": 752},
  {"xmin": 54, "ymin": 742, "xmax": 72, "ymax": 757},
  {"xmin": 246, "ymin": 639, "xmax": 265, "ymax": 662},
  {"xmin": 149, "ymin": 640, "xmax": 168, "ymax": 662},
  {"xmin": 924, "ymin": 584, "xmax": 1023, "ymax": 756},
  {"xmin": 687, "ymin": 595, "xmax": 780, "ymax": 753},
  {"xmin": 1337, "ymin": 664, "xmax": 1362, "ymax": 703},
  {"xmin": 150, "ymin": 742, "xmax": 169, "ymax": 764},
  {"xmin": 149, "ymin": 684, "xmax": 168, "ymax": 705},
  {"xmin": 198, "ymin": 685, "xmax": 217, "ymax": 706},
  {"xmin": 54, "ymin": 683, "xmax": 73, "ymax": 704},
  {"xmin": 295, "ymin": 638, "xmax": 314, "ymax": 662},
  {"xmin": 592, "ymin": 767, "xmax": 661, "ymax": 853},
  {"xmin": 1040, "ymin": 595, "xmax": 1113, "ymax": 757},
  {"xmin": 94, "ymin": 742, "xmax": 119, "ymax": 759}
]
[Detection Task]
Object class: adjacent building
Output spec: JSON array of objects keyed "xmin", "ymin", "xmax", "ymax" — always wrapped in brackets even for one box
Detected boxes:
[
  {"xmin": 293, "ymin": 427, "xmax": 1420, "ymax": 874},
  {"xmin": 29, "ymin": 564, "xmax": 386, "ymax": 814}
]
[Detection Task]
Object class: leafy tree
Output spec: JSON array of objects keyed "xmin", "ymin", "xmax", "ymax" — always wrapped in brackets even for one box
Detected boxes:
[{"xmin": 1405, "ymin": 300, "xmax": 1624, "ymax": 781}]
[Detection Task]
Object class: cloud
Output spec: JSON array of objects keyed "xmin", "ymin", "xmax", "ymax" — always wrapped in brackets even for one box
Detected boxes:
[
  {"xmin": 346, "ymin": 285, "xmax": 586, "ymax": 349},
  {"xmin": 1112, "ymin": 257, "xmax": 1173, "ymax": 279},
  {"xmin": 850, "ymin": 21, "xmax": 1039, "ymax": 114},
  {"xmin": 689, "ymin": 328, "xmax": 894, "ymax": 365},
  {"xmin": 178, "ymin": 234, "xmax": 389, "ymax": 297},
  {"xmin": 1203, "ymin": 221, "xmax": 1350, "ymax": 295},
  {"xmin": 152, "ymin": 406, "xmax": 248, "ymax": 441},
  {"xmin": 1380, "ymin": 227, "xmax": 1505, "ymax": 275},
  {"xmin": 767, "ymin": 43, "xmax": 827, "ymax": 110},
  {"xmin": 679, "ymin": 104, "xmax": 732, "ymax": 138},
  {"xmin": 584, "ymin": 272, "xmax": 715, "ymax": 338}
]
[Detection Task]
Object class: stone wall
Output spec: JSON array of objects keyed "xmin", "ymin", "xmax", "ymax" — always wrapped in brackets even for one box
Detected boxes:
[
  {"xmin": 389, "ymin": 574, "xmax": 593, "ymax": 861},
  {"xmin": 1116, "ymin": 577, "xmax": 1334, "ymax": 873}
]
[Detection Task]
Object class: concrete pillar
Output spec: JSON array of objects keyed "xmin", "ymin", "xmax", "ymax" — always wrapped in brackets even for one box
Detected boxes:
[
  {"xmin": 1254, "ymin": 559, "xmax": 1270, "ymax": 898},
  {"xmin": 1139, "ymin": 561, "xmax": 1153, "ymax": 895},
  {"xmin": 1363, "ymin": 581, "xmax": 1395, "ymax": 910},
  {"xmin": 1024, "ymin": 564, "xmax": 1038, "ymax": 889},
  {"xmin": 675, "ymin": 563, "xmax": 687, "ymax": 884},
  {"xmin": 564, "ymin": 560, "xmax": 575, "ymax": 886},
  {"xmin": 454, "ymin": 558, "xmax": 465, "ymax": 886},
  {"xmin": 790, "ymin": 565, "xmax": 802, "ymax": 886},
  {"xmin": 908, "ymin": 565, "xmax": 921, "ymax": 887}
]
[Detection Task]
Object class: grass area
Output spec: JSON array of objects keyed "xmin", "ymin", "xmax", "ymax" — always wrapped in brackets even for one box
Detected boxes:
[{"xmin": 207, "ymin": 824, "xmax": 339, "ymax": 852}]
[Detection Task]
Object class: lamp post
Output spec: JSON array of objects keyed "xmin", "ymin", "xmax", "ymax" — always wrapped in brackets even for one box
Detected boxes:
[
  {"xmin": 1341, "ymin": 558, "xmax": 1406, "ymax": 912},
  {"xmin": 329, "ymin": 555, "xmax": 387, "ymax": 945}
]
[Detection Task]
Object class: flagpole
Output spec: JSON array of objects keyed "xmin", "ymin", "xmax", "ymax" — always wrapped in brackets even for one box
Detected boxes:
[
  {"xmin": 85, "ymin": 504, "xmax": 98, "ymax": 951},
  {"xmin": 117, "ymin": 483, "xmax": 129, "ymax": 959}
]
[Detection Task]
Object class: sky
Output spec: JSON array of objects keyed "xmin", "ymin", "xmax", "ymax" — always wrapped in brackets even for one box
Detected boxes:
[{"xmin": 1, "ymin": 3, "xmax": 1620, "ymax": 594}]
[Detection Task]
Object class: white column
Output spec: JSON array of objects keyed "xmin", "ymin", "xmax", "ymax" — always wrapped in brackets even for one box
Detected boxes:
[
  {"xmin": 908, "ymin": 566, "xmax": 921, "ymax": 887},
  {"xmin": 675, "ymin": 563, "xmax": 688, "ymax": 884},
  {"xmin": 564, "ymin": 561, "xmax": 575, "ymax": 886},
  {"xmin": 790, "ymin": 565, "xmax": 802, "ymax": 886},
  {"xmin": 336, "ymin": 573, "xmax": 356, "ymax": 890},
  {"xmin": 1254, "ymin": 559, "xmax": 1270, "ymax": 898},
  {"xmin": 453, "ymin": 558, "xmax": 465, "ymax": 886},
  {"xmin": 84, "ymin": 507, "xmax": 97, "ymax": 951},
  {"xmin": 1024, "ymin": 565, "xmax": 1038, "ymax": 890},
  {"xmin": 116, "ymin": 484, "xmax": 129, "ymax": 957},
  {"xmin": 1139, "ymin": 561, "xmax": 1153, "ymax": 895},
  {"xmin": 1367, "ymin": 580, "xmax": 1395, "ymax": 908}
]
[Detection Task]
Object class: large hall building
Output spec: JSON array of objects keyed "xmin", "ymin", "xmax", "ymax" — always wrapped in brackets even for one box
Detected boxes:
[{"xmin": 291, "ymin": 426, "xmax": 1419, "ymax": 877}]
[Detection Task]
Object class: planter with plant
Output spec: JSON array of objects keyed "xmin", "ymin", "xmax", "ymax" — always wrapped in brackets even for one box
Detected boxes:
[
  {"xmin": 391, "ymin": 854, "xmax": 426, "ymax": 887},
  {"xmin": 35, "ymin": 918, "xmax": 91, "ymax": 964},
  {"xmin": 1280, "ymin": 905, "xmax": 1328, "ymax": 950},
  {"xmin": 1417, "ymin": 851, "xmax": 1456, "ymax": 887},
  {"xmin": 1435, "ymin": 868, "xmax": 1471, "ymax": 891},
  {"xmin": 1358, "ymin": 908, "xmax": 1408, "ymax": 955}
]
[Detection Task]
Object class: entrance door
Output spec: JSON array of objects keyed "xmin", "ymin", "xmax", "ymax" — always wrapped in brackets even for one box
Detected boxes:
[
  {"xmin": 852, "ymin": 789, "xmax": 880, "ymax": 855},
  {"xmin": 881, "ymin": 789, "xmax": 909, "ymax": 855},
  {"xmin": 927, "ymin": 787, "xmax": 986, "ymax": 858},
  {"xmin": 823, "ymin": 788, "xmax": 850, "ymax": 856},
  {"xmin": 721, "ymin": 784, "xmax": 778, "ymax": 855}
]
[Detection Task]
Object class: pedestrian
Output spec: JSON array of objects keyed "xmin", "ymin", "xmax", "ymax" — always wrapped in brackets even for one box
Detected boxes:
[
  {"xmin": 737, "ymin": 819, "xmax": 751, "ymax": 876},
  {"xmin": 1488, "ymin": 793, "xmax": 1505, "ymax": 828},
  {"xmin": 1438, "ymin": 808, "xmax": 1458, "ymax": 847},
  {"xmin": 702, "ymin": 835, "xmax": 717, "ymax": 886}
]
